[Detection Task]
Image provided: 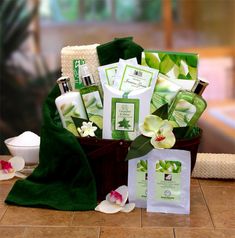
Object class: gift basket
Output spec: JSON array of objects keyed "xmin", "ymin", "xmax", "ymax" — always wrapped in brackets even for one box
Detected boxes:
[{"xmin": 5, "ymin": 37, "xmax": 208, "ymax": 213}]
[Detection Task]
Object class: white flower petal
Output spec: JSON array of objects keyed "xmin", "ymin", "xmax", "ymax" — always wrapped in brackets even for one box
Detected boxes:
[
  {"xmin": 120, "ymin": 203, "xmax": 135, "ymax": 213},
  {"xmin": 0, "ymin": 171, "xmax": 15, "ymax": 181},
  {"xmin": 139, "ymin": 115, "xmax": 163, "ymax": 137},
  {"xmin": 144, "ymin": 115, "xmax": 163, "ymax": 131},
  {"xmin": 139, "ymin": 124, "xmax": 155, "ymax": 137},
  {"xmin": 15, "ymin": 172, "xmax": 27, "ymax": 179},
  {"xmin": 95, "ymin": 200, "xmax": 122, "ymax": 214},
  {"xmin": 161, "ymin": 120, "xmax": 174, "ymax": 133},
  {"xmin": 151, "ymin": 131, "xmax": 176, "ymax": 149},
  {"xmin": 9, "ymin": 156, "xmax": 25, "ymax": 171}
]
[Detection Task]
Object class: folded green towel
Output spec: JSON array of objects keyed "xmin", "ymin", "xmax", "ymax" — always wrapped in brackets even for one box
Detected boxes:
[
  {"xmin": 5, "ymin": 85, "xmax": 97, "ymax": 211},
  {"xmin": 97, "ymin": 37, "xmax": 144, "ymax": 65}
]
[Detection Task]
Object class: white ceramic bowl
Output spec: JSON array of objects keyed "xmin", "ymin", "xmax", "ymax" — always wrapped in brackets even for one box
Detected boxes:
[{"xmin": 4, "ymin": 137, "xmax": 40, "ymax": 165}]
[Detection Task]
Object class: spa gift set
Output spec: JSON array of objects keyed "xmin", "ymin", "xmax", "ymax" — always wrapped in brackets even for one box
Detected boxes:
[{"xmin": 4, "ymin": 37, "xmax": 208, "ymax": 214}]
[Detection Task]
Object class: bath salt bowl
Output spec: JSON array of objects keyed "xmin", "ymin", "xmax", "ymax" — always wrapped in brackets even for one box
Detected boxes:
[
  {"xmin": 78, "ymin": 130, "xmax": 202, "ymax": 200},
  {"xmin": 4, "ymin": 137, "xmax": 40, "ymax": 166}
]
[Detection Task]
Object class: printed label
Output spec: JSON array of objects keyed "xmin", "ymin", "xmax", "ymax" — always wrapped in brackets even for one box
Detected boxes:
[
  {"xmin": 73, "ymin": 59, "xmax": 85, "ymax": 89},
  {"xmin": 105, "ymin": 66, "xmax": 117, "ymax": 86},
  {"xmin": 171, "ymin": 99, "xmax": 196, "ymax": 127},
  {"xmin": 82, "ymin": 91, "xmax": 103, "ymax": 117},
  {"xmin": 155, "ymin": 160, "xmax": 181, "ymax": 202},
  {"xmin": 151, "ymin": 75, "xmax": 181, "ymax": 110},
  {"xmin": 119, "ymin": 65, "xmax": 154, "ymax": 91},
  {"xmin": 111, "ymin": 98, "xmax": 139, "ymax": 140},
  {"xmin": 60, "ymin": 101, "xmax": 80, "ymax": 136},
  {"xmin": 136, "ymin": 160, "xmax": 148, "ymax": 200}
]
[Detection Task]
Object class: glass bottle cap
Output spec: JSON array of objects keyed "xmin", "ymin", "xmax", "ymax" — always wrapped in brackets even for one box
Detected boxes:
[{"xmin": 57, "ymin": 76, "xmax": 72, "ymax": 94}]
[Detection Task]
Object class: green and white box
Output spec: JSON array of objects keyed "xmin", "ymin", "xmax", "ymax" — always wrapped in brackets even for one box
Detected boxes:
[{"xmin": 141, "ymin": 50, "xmax": 198, "ymax": 90}]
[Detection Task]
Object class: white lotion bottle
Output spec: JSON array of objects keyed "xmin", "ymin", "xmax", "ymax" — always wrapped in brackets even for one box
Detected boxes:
[{"xmin": 55, "ymin": 76, "xmax": 87, "ymax": 136}]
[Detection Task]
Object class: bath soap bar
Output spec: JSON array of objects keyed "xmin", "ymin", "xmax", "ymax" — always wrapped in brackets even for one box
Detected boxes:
[{"xmin": 61, "ymin": 44, "xmax": 100, "ymax": 90}]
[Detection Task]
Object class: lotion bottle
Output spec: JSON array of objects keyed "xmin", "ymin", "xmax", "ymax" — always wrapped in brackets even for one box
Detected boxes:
[{"xmin": 55, "ymin": 76, "xmax": 87, "ymax": 136}]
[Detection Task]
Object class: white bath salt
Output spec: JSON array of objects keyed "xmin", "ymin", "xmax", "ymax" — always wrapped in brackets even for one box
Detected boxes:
[{"xmin": 9, "ymin": 131, "xmax": 40, "ymax": 146}]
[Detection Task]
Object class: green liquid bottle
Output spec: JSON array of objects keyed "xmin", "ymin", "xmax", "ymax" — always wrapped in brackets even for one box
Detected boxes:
[
  {"xmin": 79, "ymin": 64, "xmax": 103, "ymax": 129},
  {"xmin": 168, "ymin": 88, "xmax": 207, "ymax": 128}
]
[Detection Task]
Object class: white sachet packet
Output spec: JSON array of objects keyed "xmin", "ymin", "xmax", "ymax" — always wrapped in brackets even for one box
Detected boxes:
[
  {"xmin": 113, "ymin": 61, "xmax": 159, "ymax": 92},
  {"xmin": 98, "ymin": 58, "xmax": 138, "ymax": 88},
  {"xmin": 147, "ymin": 149, "xmax": 191, "ymax": 214},
  {"xmin": 128, "ymin": 155, "xmax": 149, "ymax": 208}
]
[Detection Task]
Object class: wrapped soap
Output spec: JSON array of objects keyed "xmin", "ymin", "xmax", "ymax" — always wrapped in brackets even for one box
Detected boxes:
[{"xmin": 61, "ymin": 44, "xmax": 100, "ymax": 90}]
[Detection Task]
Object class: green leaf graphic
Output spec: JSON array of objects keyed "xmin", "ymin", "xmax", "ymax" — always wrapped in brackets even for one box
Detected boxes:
[
  {"xmin": 159, "ymin": 55, "xmax": 174, "ymax": 74},
  {"xmin": 185, "ymin": 55, "xmax": 198, "ymax": 67},
  {"xmin": 118, "ymin": 118, "xmax": 131, "ymax": 129},
  {"xmin": 158, "ymin": 53, "xmax": 166, "ymax": 60},
  {"xmin": 188, "ymin": 66, "xmax": 197, "ymax": 79},
  {"xmin": 145, "ymin": 52, "xmax": 160, "ymax": 69},
  {"xmin": 61, "ymin": 103, "xmax": 75, "ymax": 116},
  {"xmin": 169, "ymin": 55, "xmax": 181, "ymax": 66}
]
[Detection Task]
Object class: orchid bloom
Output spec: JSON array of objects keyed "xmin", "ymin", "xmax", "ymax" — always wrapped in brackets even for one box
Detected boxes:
[
  {"xmin": 0, "ymin": 156, "xmax": 26, "ymax": 180},
  {"xmin": 95, "ymin": 185, "xmax": 135, "ymax": 214},
  {"xmin": 139, "ymin": 115, "xmax": 176, "ymax": 149},
  {"xmin": 77, "ymin": 122, "xmax": 97, "ymax": 137}
]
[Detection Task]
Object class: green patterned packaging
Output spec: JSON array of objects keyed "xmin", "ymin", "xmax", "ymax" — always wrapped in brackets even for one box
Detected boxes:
[{"xmin": 142, "ymin": 50, "xmax": 198, "ymax": 80}]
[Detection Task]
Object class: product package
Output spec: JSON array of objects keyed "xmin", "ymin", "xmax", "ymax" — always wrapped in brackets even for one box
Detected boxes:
[
  {"xmin": 147, "ymin": 149, "xmax": 191, "ymax": 214},
  {"xmin": 151, "ymin": 73, "xmax": 182, "ymax": 112},
  {"xmin": 141, "ymin": 50, "xmax": 198, "ymax": 91},
  {"xmin": 128, "ymin": 155, "xmax": 148, "ymax": 208},
  {"xmin": 102, "ymin": 85, "xmax": 153, "ymax": 140},
  {"xmin": 98, "ymin": 58, "xmax": 138, "ymax": 88},
  {"xmin": 113, "ymin": 61, "xmax": 159, "ymax": 92}
]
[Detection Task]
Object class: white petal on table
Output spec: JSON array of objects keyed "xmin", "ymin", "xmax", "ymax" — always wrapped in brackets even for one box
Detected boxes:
[
  {"xmin": 120, "ymin": 203, "xmax": 135, "ymax": 213},
  {"xmin": 9, "ymin": 156, "xmax": 25, "ymax": 171},
  {"xmin": 95, "ymin": 200, "xmax": 123, "ymax": 214},
  {"xmin": 0, "ymin": 171, "xmax": 15, "ymax": 180}
]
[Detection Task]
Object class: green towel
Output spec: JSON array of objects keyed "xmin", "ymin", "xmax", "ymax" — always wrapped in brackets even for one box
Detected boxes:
[
  {"xmin": 5, "ymin": 85, "xmax": 97, "ymax": 211},
  {"xmin": 97, "ymin": 37, "xmax": 144, "ymax": 65}
]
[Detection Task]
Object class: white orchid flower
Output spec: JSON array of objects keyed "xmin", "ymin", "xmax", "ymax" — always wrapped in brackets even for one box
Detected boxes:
[
  {"xmin": 95, "ymin": 185, "xmax": 135, "ymax": 214},
  {"xmin": 140, "ymin": 115, "xmax": 176, "ymax": 149},
  {"xmin": 0, "ymin": 156, "xmax": 26, "ymax": 180}
]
